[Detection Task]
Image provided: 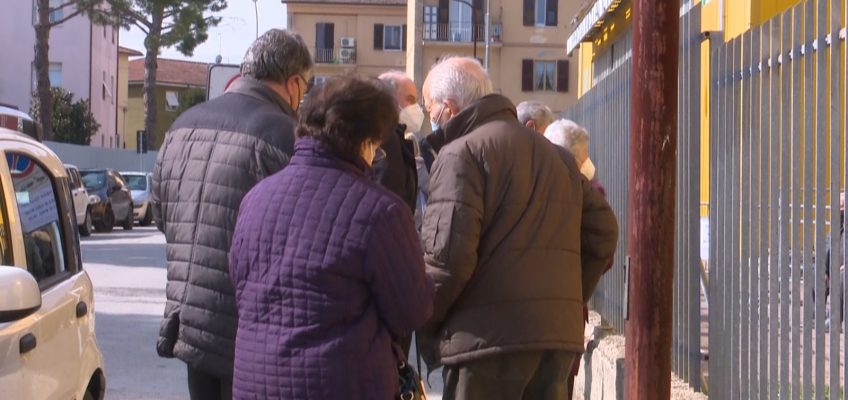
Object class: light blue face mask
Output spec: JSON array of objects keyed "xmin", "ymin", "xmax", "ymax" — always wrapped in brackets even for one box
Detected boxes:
[{"xmin": 430, "ymin": 103, "xmax": 446, "ymax": 133}]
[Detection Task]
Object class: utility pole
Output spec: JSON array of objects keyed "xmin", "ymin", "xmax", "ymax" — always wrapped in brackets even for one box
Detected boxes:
[
  {"xmin": 624, "ymin": 0, "xmax": 678, "ymax": 398},
  {"xmin": 406, "ymin": 0, "xmax": 424, "ymax": 86}
]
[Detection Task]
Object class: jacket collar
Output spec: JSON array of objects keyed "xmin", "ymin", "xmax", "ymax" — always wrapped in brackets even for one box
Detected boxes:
[
  {"xmin": 425, "ymin": 94, "xmax": 517, "ymax": 153},
  {"xmin": 290, "ymin": 138, "xmax": 370, "ymax": 177},
  {"xmin": 226, "ymin": 77, "xmax": 296, "ymax": 118}
]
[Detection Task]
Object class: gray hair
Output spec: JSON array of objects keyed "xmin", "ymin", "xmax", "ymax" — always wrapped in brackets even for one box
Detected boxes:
[
  {"xmin": 424, "ymin": 56, "xmax": 493, "ymax": 109},
  {"xmin": 544, "ymin": 119, "xmax": 591, "ymax": 156},
  {"xmin": 377, "ymin": 70, "xmax": 410, "ymax": 92},
  {"xmin": 241, "ymin": 29, "xmax": 313, "ymax": 83},
  {"xmin": 516, "ymin": 101, "xmax": 554, "ymax": 128}
]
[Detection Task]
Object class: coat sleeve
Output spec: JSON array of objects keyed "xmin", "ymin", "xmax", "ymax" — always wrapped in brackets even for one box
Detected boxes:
[
  {"xmin": 580, "ymin": 175, "xmax": 619, "ymax": 302},
  {"xmin": 420, "ymin": 151, "xmax": 485, "ymax": 329},
  {"xmin": 365, "ymin": 203, "xmax": 435, "ymax": 340},
  {"xmin": 151, "ymin": 135, "xmax": 170, "ymax": 233}
]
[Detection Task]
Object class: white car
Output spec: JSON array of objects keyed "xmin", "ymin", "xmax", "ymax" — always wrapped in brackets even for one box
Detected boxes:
[
  {"xmin": 0, "ymin": 128, "xmax": 105, "ymax": 399},
  {"xmin": 65, "ymin": 164, "xmax": 94, "ymax": 236},
  {"xmin": 121, "ymin": 171, "xmax": 153, "ymax": 226}
]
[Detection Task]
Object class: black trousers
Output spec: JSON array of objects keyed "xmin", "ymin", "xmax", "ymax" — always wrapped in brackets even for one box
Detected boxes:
[
  {"xmin": 442, "ymin": 350, "xmax": 577, "ymax": 400},
  {"xmin": 187, "ymin": 365, "xmax": 232, "ymax": 400}
]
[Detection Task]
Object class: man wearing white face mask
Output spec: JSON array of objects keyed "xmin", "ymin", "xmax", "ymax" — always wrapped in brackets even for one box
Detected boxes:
[{"xmin": 378, "ymin": 71, "xmax": 429, "ymax": 227}]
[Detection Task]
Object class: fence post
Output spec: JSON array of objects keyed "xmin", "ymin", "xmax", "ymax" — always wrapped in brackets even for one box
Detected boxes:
[{"xmin": 624, "ymin": 0, "xmax": 679, "ymax": 398}]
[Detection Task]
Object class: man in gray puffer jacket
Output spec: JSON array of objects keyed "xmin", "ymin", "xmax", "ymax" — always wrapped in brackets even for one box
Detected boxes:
[{"xmin": 151, "ymin": 29, "xmax": 313, "ymax": 399}]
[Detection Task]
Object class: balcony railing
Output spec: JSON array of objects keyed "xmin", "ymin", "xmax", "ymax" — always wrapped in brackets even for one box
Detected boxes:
[
  {"xmin": 310, "ymin": 47, "xmax": 357, "ymax": 65},
  {"xmin": 423, "ymin": 22, "xmax": 503, "ymax": 43}
]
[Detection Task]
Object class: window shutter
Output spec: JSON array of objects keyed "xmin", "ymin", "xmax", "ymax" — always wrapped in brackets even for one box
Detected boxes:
[
  {"xmin": 547, "ymin": 0, "xmax": 558, "ymax": 26},
  {"xmin": 374, "ymin": 24, "xmax": 384, "ymax": 50},
  {"xmin": 557, "ymin": 60, "xmax": 569, "ymax": 92},
  {"xmin": 522, "ymin": 59, "xmax": 533, "ymax": 92},
  {"xmin": 316, "ymin": 23, "xmax": 325, "ymax": 48},
  {"xmin": 402, "ymin": 24, "xmax": 408, "ymax": 51},
  {"xmin": 438, "ymin": 0, "xmax": 449, "ymax": 40},
  {"xmin": 523, "ymin": 0, "xmax": 535, "ymax": 26},
  {"xmin": 325, "ymin": 23, "xmax": 334, "ymax": 48}
]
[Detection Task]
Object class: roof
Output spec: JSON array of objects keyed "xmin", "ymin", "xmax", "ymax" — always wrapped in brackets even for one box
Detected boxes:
[
  {"xmin": 128, "ymin": 58, "xmax": 209, "ymax": 88},
  {"xmin": 281, "ymin": 0, "xmax": 405, "ymax": 5},
  {"xmin": 119, "ymin": 46, "xmax": 144, "ymax": 56}
]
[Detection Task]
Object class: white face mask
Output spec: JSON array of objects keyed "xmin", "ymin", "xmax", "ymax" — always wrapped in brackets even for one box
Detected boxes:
[
  {"xmin": 399, "ymin": 104, "xmax": 425, "ymax": 133},
  {"xmin": 581, "ymin": 158, "xmax": 596, "ymax": 181}
]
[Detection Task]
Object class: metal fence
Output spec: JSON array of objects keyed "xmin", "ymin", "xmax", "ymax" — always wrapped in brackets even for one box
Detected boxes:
[
  {"xmin": 709, "ymin": 0, "xmax": 846, "ymax": 398},
  {"xmin": 565, "ymin": 0, "xmax": 848, "ymax": 396},
  {"xmin": 563, "ymin": 3, "xmax": 706, "ymax": 392}
]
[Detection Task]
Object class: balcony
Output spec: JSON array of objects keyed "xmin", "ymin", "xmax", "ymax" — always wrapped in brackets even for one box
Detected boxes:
[
  {"xmin": 423, "ymin": 22, "xmax": 503, "ymax": 44},
  {"xmin": 311, "ymin": 47, "xmax": 357, "ymax": 65}
]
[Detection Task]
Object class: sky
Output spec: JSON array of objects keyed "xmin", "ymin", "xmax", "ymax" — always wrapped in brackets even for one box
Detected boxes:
[{"xmin": 119, "ymin": 0, "xmax": 288, "ymax": 64}]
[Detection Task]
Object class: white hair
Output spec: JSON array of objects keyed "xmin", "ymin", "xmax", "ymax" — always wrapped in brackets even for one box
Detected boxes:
[
  {"xmin": 516, "ymin": 101, "xmax": 554, "ymax": 128},
  {"xmin": 425, "ymin": 56, "xmax": 494, "ymax": 109},
  {"xmin": 544, "ymin": 119, "xmax": 591, "ymax": 156}
]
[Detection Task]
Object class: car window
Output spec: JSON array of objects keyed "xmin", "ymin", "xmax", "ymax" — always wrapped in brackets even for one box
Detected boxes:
[
  {"xmin": 0, "ymin": 179, "xmax": 12, "ymax": 266},
  {"xmin": 66, "ymin": 168, "xmax": 80, "ymax": 189},
  {"xmin": 80, "ymin": 170, "xmax": 106, "ymax": 191},
  {"xmin": 7, "ymin": 153, "xmax": 67, "ymax": 282},
  {"xmin": 124, "ymin": 174, "xmax": 147, "ymax": 191}
]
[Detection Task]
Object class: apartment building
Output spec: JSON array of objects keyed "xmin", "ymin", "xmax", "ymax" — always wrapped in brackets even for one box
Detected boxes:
[
  {"xmin": 0, "ymin": 0, "xmax": 119, "ymax": 146},
  {"xmin": 283, "ymin": 0, "xmax": 408, "ymax": 83},
  {"xmin": 284, "ymin": 0, "xmax": 579, "ymax": 112}
]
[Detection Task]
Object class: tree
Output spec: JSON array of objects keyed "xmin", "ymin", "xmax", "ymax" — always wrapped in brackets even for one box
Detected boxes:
[
  {"xmin": 33, "ymin": 0, "xmax": 105, "ymax": 141},
  {"xmin": 86, "ymin": 0, "xmax": 226, "ymax": 142},
  {"xmin": 178, "ymin": 87, "xmax": 207, "ymax": 114},
  {"xmin": 30, "ymin": 88, "xmax": 100, "ymax": 145}
]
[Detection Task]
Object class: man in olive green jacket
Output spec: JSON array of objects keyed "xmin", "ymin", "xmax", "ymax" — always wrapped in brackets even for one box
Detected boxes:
[{"xmin": 419, "ymin": 57, "xmax": 619, "ymax": 400}]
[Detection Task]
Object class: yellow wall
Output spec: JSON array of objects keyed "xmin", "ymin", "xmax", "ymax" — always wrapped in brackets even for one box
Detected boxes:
[{"xmin": 724, "ymin": 0, "xmax": 802, "ymax": 40}]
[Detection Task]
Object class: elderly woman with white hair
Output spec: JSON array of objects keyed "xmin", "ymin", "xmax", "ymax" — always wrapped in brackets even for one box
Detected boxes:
[{"xmin": 544, "ymin": 119, "xmax": 597, "ymax": 182}]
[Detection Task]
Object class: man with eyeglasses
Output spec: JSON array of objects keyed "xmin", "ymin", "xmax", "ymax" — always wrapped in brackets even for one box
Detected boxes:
[{"xmin": 151, "ymin": 29, "xmax": 313, "ymax": 400}]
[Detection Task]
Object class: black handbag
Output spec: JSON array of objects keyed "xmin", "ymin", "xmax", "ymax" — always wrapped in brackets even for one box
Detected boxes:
[{"xmin": 393, "ymin": 342, "xmax": 427, "ymax": 400}]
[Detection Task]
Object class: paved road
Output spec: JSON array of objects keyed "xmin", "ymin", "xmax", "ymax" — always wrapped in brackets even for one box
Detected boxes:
[
  {"xmin": 81, "ymin": 226, "xmax": 444, "ymax": 399},
  {"xmin": 82, "ymin": 227, "xmax": 188, "ymax": 400}
]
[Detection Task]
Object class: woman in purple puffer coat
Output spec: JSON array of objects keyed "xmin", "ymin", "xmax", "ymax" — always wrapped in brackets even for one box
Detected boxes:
[{"xmin": 228, "ymin": 76, "xmax": 434, "ymax": 399}]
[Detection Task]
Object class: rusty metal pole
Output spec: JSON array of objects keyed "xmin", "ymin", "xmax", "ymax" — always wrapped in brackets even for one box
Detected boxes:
[{"xmin": 624, "ymin": 0, "xmax": 678, "ymax": 397}]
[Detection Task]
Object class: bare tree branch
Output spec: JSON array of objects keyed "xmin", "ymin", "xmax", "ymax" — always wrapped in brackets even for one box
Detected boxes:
[
  {"xmin": 48, "ymin": 8, "xmax": 84, "ymax": 27},
  {"xmin": 133, "ymin": 19, "xmax": 149, "ymax": 35},
  {"xmin": 50, "ymin": 0, "xmax": 79, "ymax": 13}
]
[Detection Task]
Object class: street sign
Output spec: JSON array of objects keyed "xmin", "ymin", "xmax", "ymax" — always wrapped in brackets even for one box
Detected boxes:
[{"xmin": 207, "ymin": 64, "xmax": 241, "ymax": 101}]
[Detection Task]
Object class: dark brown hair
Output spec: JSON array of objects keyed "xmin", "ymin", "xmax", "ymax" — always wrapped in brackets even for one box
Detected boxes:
[{"xmin": 296, "ymin": 75, "xmax": 398, "ymax": 163}]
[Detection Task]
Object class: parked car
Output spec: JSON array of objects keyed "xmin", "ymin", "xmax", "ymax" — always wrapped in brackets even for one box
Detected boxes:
[
  {"xmin": 121, "ymin": 171, "xmax": 153, "ymax": 226},
  {"xmin": 0, "ymin": 127, "xmax": 106, "ymax": 400},
  {"xmin": 65, "ymin": 164, "xmax": 93, "ymax": 236},
  {"xmin": 79, "ymin": 168, "xmax": 133, "ymax": 232}
]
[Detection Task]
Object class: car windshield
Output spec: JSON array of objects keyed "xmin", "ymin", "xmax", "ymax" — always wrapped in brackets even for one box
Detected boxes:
[
  {"xmin": 80, "ymin": 170, "xmax": 106, "ymax": 191},
  {"xmin": 124, "ymin": 175, "xmax": 147, "ymax": 191}
]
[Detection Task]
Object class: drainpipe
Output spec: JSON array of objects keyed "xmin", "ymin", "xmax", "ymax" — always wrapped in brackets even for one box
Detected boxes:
[
  {"xmin": 483, "ymin": 0, "xmax": 491, "ymax": 69},
  {"xmin": 624, "ymin": 0, "xmax": 679, "ymax": 398}
]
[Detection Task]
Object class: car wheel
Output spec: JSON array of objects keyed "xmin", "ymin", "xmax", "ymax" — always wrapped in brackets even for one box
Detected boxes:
[
  {"xmin": 95, "ymin": 207, "xmax": 115, "ymax": 233},
  {"xmin": 79, "ymin": 209, "xmax": 93, "ymax": 237},
  {"xmin": 140, "ymin": 206, "xmax": 153, "ymax": 227},
  {"xmin": 122, "ymin": 204, "xmax": 134, "ymax": 230}
]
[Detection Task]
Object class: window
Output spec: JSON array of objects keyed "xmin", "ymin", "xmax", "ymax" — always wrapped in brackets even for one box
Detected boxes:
[
  {"xmin": 521, "ymin": 59, "xmax": 569, "ymax": 93},
  {"xmin": 8, "ymin": 153, "xmax": 67, "ymax": 282},
  {"xmin": 165, "ymin": 91, "xmax": 180, "ymax": 112},
  {"xmin": 374, "ymin": 24, "xmax": 407, "ymax": 51},
  {"xmin": 315, "ymin": 23, "xmax": 334, "ymax": 63},
  {"xmin": 523, "ymin": 0, "xmax": 557, "ymax": 27},
  {"xmin": 48, "ymin": 63, "xmax": 62, "ymax": 87},
  {"xmin": 32, "ymin": 0, "xmax": 66, "ymax": 25},
  {"xmin": 424, "ymin": 6, "xmax": 438, "ymax": 40},
  {"xmin": 534, "ymin": 61, "xmax": 555, "ymax": 91},
  {"xmin": 111, "ymin": 75, "xmax": 115, "ymax": 105},
  {"xmin": 383, "ymin": 25, "xmax": 402, "ymax": 51}
]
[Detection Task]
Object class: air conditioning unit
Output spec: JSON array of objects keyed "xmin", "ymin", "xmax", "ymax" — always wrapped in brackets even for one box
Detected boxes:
[
  {"xmin": 339, "ymin": 48, "xmax": 356, "ymax": 62},
  {"xmin": 340, "ymin": 37, "xmax": 356, "ymax": 48}
]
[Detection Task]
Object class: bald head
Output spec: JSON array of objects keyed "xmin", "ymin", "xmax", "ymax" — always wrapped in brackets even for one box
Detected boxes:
[{"xmin": 378, "ymin": 70, "xmax": 418, "ymax": 110}]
